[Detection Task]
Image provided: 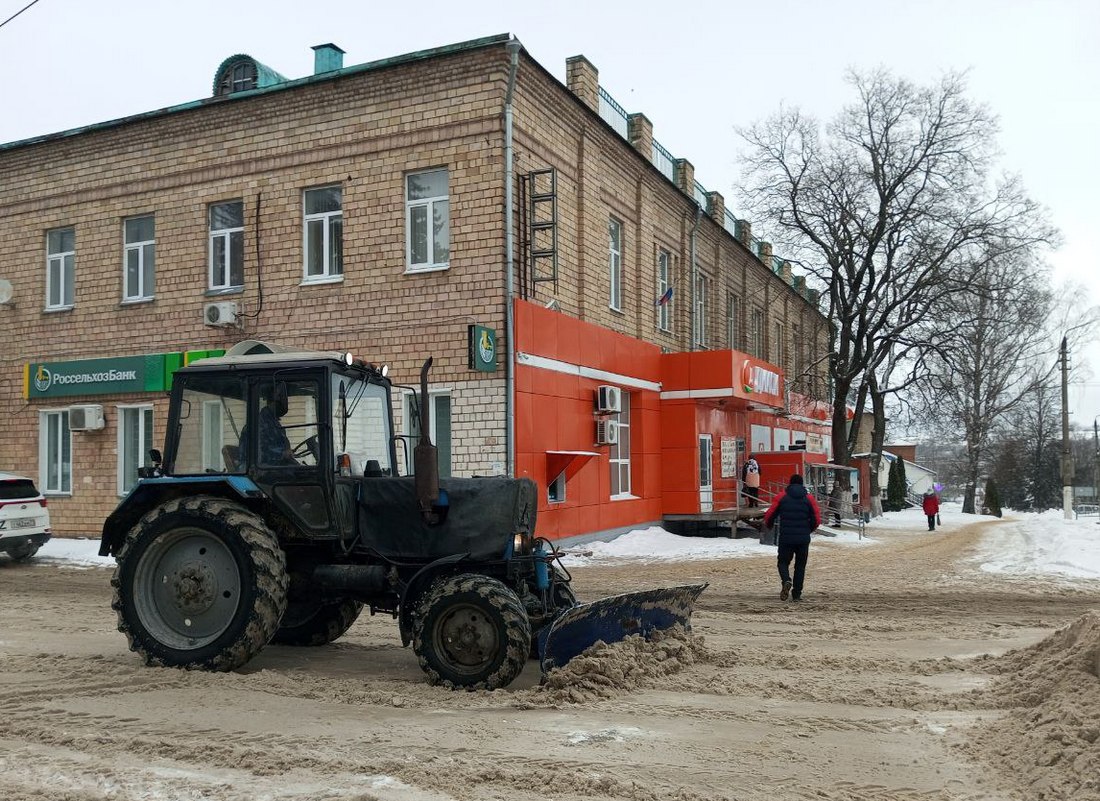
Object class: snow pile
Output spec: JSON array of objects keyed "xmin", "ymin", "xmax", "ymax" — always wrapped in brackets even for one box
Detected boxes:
[
  {"xmin": 974, "ymin": 509, "xmax": 1100, "ymax": 579},
  {"xmin": 33, "ymin": 537, "xmax": 114, "ymax": 568},
  {"xmin": 518, "ymin": 627, "xmax": 702, "ymax": 706},
  {"xmin": 964, "ymin": 612, "xmax": 1100, "ymax": 800}
]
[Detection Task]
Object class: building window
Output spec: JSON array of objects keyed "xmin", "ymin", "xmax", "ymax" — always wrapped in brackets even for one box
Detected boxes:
[
  {"xmin": 405, "ymin": 391, "xmax": 451, "ymax": 479},
  {"xmin": 209, "ymin": 201, "xmax": 244, "ymax": 290},
  {"xmin": 46, "ymin": 227, "xmax": 75, "ymax": 310},
  {"xmin": 773, "ymin": 322, "xmax": 784, "ymax": 368},
  {"xmin": 751, "ymin": 309, "xmax": 765, "ymax": 359},
  {"xmin": 609, "ymin": 218, "xmax": 623, "ymax": 311},
  {"xmin": 39, "ymin": 410, "xmax": 71, "ymax": 494},
  {"xmin": 215, "ymin": 59, "xmax": 258, "ymax": 96},
  {"xmin": 118, "ymin": 405, "xmax": 154, "ymax": 495},
  {"xmin": 406, "ymin": 169, "xmax": 450, "ymax": 271},
  {"xmin": 610, "ymin": 392, "xmax": 631, "ymax": 498},
  {"xmin": 726, "ymin": 292, "xmax": 739, "ymax": 350},
  {"xmin": 303, "ymin": 186, "xmax": 343, "ymax": 281},
  {"xmin": 123, "ymin": 215, "xmax": 155, "ymax": 301},
  {"xmin": 656, "ymin": 249, "xmax": 671, "ymax": 332},
  {"xmin": 548, "ymin": 472, "xmax": 566, "ymax": 504},
  {"xmin": 694, "ymin": 273, "xmax": 709, "ymax": 348}
]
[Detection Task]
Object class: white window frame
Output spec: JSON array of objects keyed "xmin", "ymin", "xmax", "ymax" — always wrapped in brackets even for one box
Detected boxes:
[
  {"xmin": 547, "ymin": 472, "xmax": 566, "ymax": 504},
  {"xmin": 302, "ymin": 186, "xmax": 343, "ymax": 283},
  {"xmin": 752, "ymin": 309, "xmax": 765, "ymax": 358},
  {"xmin": 117, "ymin": 404, "xmax": 154, "ymax": 495},
  {"xmin": 201, "ymin": 400, "xmax": 225, "ymax": 472},
  {"xmin": 405, "ymin": 168, "xmax": 450, "ymax": 273},
  {"xmin": 404, "ymin": 390, "xmax": 452, "ymax": 479},
  {"xmin": 609, "ymin": 392, "xmax": 632, "ymax": 499},
  {"xmin": 694, "ymin": 273, "xmax": 709, "ymax": 348},
  {"xmin": 45, "ymin": 227, "xmax": 75, "ymax": 310},
  {"xmin": 609, "ymin": 218, "xmax": 623, "ymax": 311},
  {"xmin": 656, "ymin": 249, "xmax": 671, "ymax": 332},
  {"xmin": 726, "ymin": 292, "xmax": 739, "ymax": 350},
  {"xmin": 39, "ymin": 409, "xmax": 72, "ymax": 495},
  {"xmin": 123, "ymin": 215, "xmax": 155, "ymax": 302},
  {"xmin": 209, "ymin": 201, "xmax": 244, "ymax": 291}
]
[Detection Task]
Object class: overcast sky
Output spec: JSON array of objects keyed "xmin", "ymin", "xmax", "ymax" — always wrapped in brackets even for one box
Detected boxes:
[{"xmin": 2, "ymin": 0, "xmax": 1097, "ymax": 429}]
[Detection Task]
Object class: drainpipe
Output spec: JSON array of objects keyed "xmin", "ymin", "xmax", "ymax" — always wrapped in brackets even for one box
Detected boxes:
[
  {"xmin": 689, "ymin": 204, "xmax": 703, "ymax": 351},
  {"xmin": 504, "ymin": 38, "xmax": 521, "ymax": 477}
]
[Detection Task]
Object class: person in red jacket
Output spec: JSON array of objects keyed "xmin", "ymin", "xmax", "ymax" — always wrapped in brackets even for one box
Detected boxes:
[
  {"xmin": 763, "ymin": 474, "xmax": 822, "ymax": 602},
  {"xmin": 922, "ymin": 489, "xmax": 940, "ymax": 531}
]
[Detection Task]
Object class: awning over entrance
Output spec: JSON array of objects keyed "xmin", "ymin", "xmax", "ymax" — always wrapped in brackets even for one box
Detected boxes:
[{"xmin": 546, "ymin": 450, "xmax": 600, "ymax": 482}]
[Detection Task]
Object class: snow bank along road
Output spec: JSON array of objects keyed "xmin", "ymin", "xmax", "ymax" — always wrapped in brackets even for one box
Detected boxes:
[{"xmin": 1, "ymin": 514, "xmax": 1098, "ymax": 801}]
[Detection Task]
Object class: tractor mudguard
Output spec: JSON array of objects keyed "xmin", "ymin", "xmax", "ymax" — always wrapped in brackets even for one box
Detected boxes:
[
  {"xmin": 538, "ymin": 583, "xmax": 707, "ymax": 674},
  {"xmin": 396, "ymin": 552, "xmax": 470, "ymax": 647},
  {"xmin": 99, "ymin": 476, "xmax": 264, "ymax": 556}
]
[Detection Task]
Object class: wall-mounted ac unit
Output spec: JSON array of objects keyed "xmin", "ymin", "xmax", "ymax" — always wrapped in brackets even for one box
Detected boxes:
[
  {"xmin": 69, "ymin": 404, "xmax": 105, "ymax": 431},
  {"xmin": 204, "ymin": 301, "xmax": 239, "ymax": 327},
  {"xmin": 596, "ymin": 385, "xmax": 622, "ymax": 414},
  {"xmin": 596, "ymin": 419, "xmax": 619, "ymax": 445}
]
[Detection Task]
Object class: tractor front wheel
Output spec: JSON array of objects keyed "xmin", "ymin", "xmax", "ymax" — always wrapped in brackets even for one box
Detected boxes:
[
  {"xmin": 412, "ymin": 574, "xmax": 530, "ymax": 690},
  {"xmin": 272, "ymin": 598, "xmax": 364, "ymax": 646},
  {"xmin": 111, "ymin": 496, "xmax": 288, "ymax": 671}
]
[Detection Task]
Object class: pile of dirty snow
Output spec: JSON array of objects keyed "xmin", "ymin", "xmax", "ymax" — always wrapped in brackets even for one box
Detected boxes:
[{"xmin": 961, "ymin": 612, "xmax": 1100, "ymax": 800}]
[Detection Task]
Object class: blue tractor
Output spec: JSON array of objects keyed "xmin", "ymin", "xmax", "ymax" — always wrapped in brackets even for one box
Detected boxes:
[{"xmin": 99, "ymin": 343, "xmax": 703, "ymax": 689}]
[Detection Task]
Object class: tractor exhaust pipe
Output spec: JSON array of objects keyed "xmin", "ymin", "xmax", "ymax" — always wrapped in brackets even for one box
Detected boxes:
[{"xmin": 414, "ymin": 357, "xmax": 441, "ymax": 521}]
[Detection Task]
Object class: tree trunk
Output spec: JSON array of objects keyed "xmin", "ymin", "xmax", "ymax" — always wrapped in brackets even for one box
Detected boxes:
[{"xmin": 867, "ymin": 380, "xmax": 887, "ymax": 518}]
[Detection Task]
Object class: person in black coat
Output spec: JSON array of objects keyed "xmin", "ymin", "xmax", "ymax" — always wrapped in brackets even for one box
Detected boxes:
[{"xmin": 763, "ymin": 474, "xmax": 822, "ymax": 602}]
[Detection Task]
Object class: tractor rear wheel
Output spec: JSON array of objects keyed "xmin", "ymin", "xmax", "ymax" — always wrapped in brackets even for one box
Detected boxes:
[
  {"xmin": 111, "ymin": 496, "xmax": 288, "ymax": 671},
  {"xmin": 272, "ymin": 598, "xmax": 363, "ymax": 646},
  {"xmin": 412, "ymin": 573, "xmax": 531, "ymax": 690}
]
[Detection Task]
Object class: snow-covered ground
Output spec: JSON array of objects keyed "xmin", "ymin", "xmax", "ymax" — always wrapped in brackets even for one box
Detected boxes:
[{"xmin": 28, "ymin": 503, "xmax": 1100, "ymax": 580}]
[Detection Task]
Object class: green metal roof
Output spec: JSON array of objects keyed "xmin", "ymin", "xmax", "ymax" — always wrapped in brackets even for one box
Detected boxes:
[
  {"xmin": 211, "ymin": 54, "xmax": 290, "ymax": 94},
  {"xmin": 0, "ymin": 33, "xmax": 514, "ymax": 154}
]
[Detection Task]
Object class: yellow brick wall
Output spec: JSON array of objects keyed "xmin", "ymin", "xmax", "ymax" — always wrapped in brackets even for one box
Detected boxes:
[{"xmin": 0, "ymin": 40, "xmax": 829, "ymax": 535}]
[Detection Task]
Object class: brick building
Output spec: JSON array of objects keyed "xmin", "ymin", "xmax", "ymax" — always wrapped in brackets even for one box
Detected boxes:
[{"xmin": 0, "ymin": 34, "xmax": 832, "ymax": 539}]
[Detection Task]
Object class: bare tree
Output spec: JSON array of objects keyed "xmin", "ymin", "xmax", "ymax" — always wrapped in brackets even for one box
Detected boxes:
[
  {"xmin": 738, "ymin": 69, "xmax": 1056, "ymax": 478},
  {"xmin": 916, "ymin": 253, "xmax": 1054, "ymax": 512}
]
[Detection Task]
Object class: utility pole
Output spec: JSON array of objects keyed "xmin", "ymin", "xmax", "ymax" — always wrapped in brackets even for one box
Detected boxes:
[
  {"xmin": 1060, "ymin": 337, "xmax": 1074, "ymax": 519},
  {"xmin": 1094, "ymin": 417, "xmax": 1099, "ymax": 523}
]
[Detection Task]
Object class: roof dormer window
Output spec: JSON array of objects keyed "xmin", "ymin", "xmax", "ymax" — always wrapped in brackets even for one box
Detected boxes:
[{"xmin": 216, "ymin": 59, "xmax": 257, "ymax": 96}]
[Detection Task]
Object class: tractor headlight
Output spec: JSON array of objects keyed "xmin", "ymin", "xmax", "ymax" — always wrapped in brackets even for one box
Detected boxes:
[{"xmin": 512, "ymin": 531, "xmax": 533, "ymax": 556}]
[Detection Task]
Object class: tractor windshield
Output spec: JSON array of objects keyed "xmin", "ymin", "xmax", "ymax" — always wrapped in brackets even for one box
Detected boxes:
[
  {"xmin": 332, "ymin": 374, "xmax": 393, "ymax": 476},
  {"xmin": 171, "ymin": 375, "xmax": 248, "ymax": 474}
]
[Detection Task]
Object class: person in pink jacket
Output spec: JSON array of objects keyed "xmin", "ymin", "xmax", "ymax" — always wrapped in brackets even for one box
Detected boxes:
[{"xmin": 922, "ymin": 489, "xmax": 940, "ymax": 531}]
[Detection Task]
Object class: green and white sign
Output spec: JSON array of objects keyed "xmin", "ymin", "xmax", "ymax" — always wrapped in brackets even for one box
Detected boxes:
[
  {"xmin": 26, "ymin": 355, "xmax": 168, "ymax": 398},
  {"xmin": 468, "ymin": 325, "xmax": 497, "ymax": 372}
]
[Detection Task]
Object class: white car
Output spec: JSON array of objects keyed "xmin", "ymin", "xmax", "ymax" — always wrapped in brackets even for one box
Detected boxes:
[{"xmin": 0, "ymin": 472, "xmax": 51, "ymax": 561}]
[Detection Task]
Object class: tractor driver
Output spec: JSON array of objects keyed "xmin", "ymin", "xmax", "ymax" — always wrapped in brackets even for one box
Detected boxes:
[{"xmin": 240, "ymin": 384, "xmax": 296, "ymax": 466}]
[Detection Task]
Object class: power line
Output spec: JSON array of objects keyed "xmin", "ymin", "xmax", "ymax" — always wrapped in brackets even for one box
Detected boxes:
[{"xmin": 0, "ymin": 0, "xmax": 42, "ymax": 31}]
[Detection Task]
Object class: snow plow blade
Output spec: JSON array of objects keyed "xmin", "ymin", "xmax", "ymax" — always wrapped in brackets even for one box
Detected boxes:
[{"xmin": 539, "ymin": 583, "xmax": 707, "ymax": 674}]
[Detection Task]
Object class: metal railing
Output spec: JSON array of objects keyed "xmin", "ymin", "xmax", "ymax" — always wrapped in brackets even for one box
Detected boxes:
[
  {"xmin": 723, "ymin": 209, "xmax": 739, "ymax": 238},
  {"xmin": 693, "ymin": 179, "xmax": 709, "ymax": 211},
  {"xmin": 651, "ymin": 139, "xmax": 676, "ymax": 182},
  {"xmin": 597, "ymin": 86, "xmax": 630, "ymax": 140}
]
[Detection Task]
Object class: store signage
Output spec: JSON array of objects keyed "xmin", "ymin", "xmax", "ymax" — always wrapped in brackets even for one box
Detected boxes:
[
  {"xmin": 468, "ymin": 325, "xmax": 497, "ymax": 372},
  {"xmin": 740, "ymin": 360, "xmax": 780, "ymax": 396}
]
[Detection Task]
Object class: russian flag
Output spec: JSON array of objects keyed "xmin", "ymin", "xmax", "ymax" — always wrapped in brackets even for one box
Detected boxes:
[{"xmin": 655, "ymin": 287, "xmax": 674, "ymax": 306}]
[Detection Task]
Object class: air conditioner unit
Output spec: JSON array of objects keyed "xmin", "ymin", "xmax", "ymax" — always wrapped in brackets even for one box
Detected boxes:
[
  {"xmin": 69, "ymin": 404, "xmax": 105, "ymax": 432},
  {"xmin": 596, "ymin": 419, "xmax": 619, "ymax": 446},
  {"xmin": 204, "ymin": 301, "xmax": 239, "ymax": 327},
  {"xmin": 596, "ymin": 385, "xmax": 622, "ymax": 414}
]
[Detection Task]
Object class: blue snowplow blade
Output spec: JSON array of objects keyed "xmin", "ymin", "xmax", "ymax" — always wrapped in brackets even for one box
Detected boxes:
[{"xmin": 539, "ymin": 584, "xmax": 707, "ymax": 674}]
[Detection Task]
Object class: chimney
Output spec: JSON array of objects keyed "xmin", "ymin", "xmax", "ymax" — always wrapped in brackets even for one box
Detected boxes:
[
  {"xmin": 780, "ymin": 261, "xmax": 793, "ymax": 285},
  {"xmin": 312, "ymin": 43, "xmax": 345, "ymax": 74},
  {"xmin": 627, "ymin": 112, "xmax": 653, "ymax": 160},
  {"xmin": 566, "ymin": 55, "xmax": 599, "ymax": 112}
]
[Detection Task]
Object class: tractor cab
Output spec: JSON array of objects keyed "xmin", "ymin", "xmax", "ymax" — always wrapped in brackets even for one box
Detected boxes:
[{"xmin": 161, "ymin": 349, "xmax": 399, "ymax": 540}]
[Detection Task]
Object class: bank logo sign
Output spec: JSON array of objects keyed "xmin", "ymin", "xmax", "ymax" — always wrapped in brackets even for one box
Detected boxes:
[
  {"xmin": 25, "ymin": 355, "xmax": 165, "ymax": 398},
  {"xmin": 468, "ymin": 325, "xmax": 497, "ymax": 372}
]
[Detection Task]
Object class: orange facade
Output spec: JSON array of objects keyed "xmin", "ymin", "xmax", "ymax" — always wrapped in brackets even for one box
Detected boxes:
[{"xmin": 514, "ymin": 298, "xmax": 833, "ymax": 540}]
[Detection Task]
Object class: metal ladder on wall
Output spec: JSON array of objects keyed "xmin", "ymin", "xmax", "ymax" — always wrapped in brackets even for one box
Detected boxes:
[{"xmin": 519, "ymin": 168, "xmax": 559, "ymax": 296}]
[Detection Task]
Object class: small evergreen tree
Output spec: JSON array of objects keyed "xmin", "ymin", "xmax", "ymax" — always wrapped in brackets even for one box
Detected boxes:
[
  {"xmin": 897, "ymin": 458, "xmax": 909, "ymax": 504},
  {"xmin": 984, "ymin": 477, "xmax": 1003, "ymax": 517},
  {"xmin": 885, "ymin": 458, "xmax": 906, "ymax": 512}
]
